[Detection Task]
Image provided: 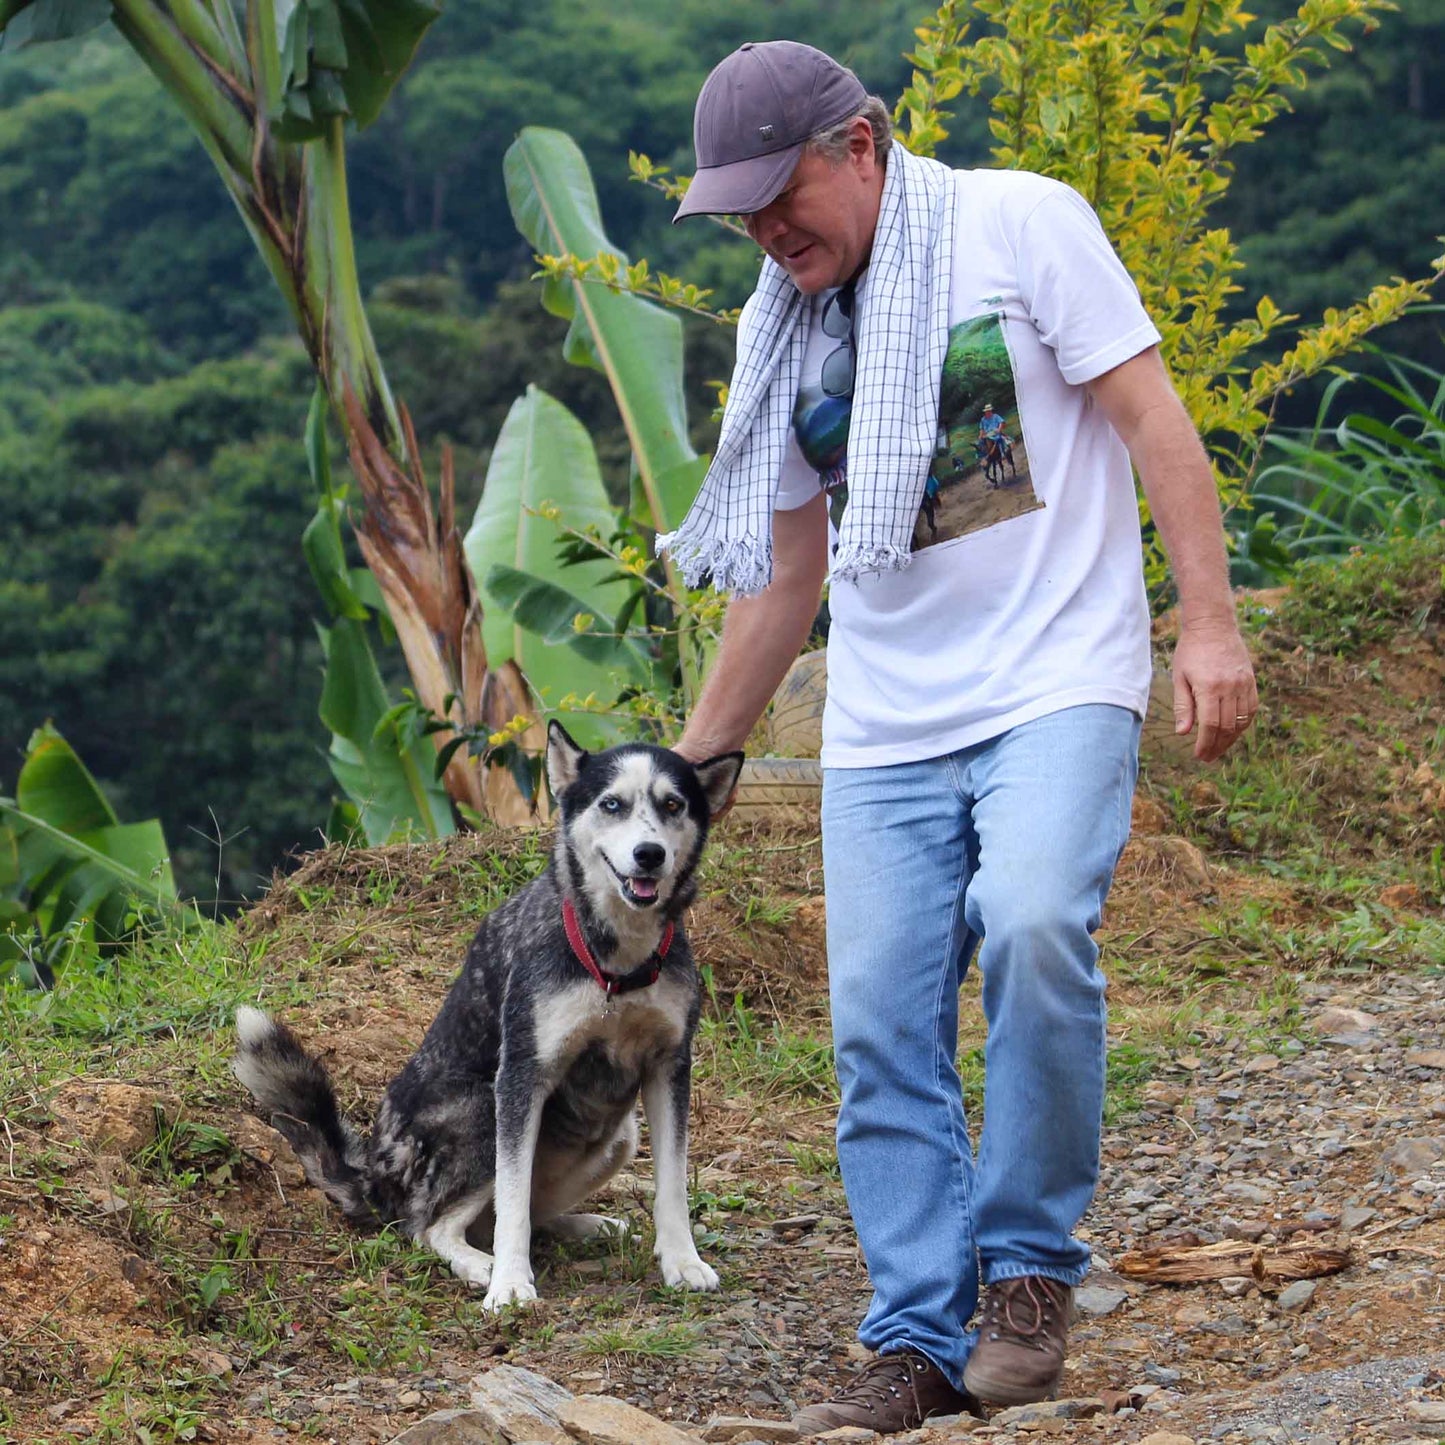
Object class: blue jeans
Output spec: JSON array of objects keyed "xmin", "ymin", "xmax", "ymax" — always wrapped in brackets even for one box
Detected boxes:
[{"xmin": 820, "ymin": 704, "xmax": 1140, "ymax": 1391}]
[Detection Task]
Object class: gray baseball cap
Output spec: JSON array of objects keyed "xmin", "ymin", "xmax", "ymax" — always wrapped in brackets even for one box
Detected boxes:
[{"xmin": 674, "ymin": 41, "xmax": 868, "ymax": 223}]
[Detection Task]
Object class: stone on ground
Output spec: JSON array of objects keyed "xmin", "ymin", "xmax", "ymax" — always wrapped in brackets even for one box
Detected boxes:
[
  {"xmin": 559, "ymin": 1394, "xmax": 699, "ymax": 1445},
  {"xmin": 700, "ymin": 1417, "xmax": 801, "ymax": 1442},
  {"xmin": 389, "ymin": 1410, "xmax": 504, "ymax": 1444},
  {"xmin": 469, "ymin": 1365, "xmax": 573, "ymax": 1445}
]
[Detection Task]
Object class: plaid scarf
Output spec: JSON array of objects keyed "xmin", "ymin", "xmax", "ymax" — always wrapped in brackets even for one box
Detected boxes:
[{"xmin": 657, "ymin": 145, "xmax": 958, "ymax": 595}]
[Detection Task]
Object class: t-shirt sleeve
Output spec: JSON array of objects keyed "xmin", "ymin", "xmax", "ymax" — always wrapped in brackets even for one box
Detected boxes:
[
  {"xmin": 774, "ymin": 428, "xmax": 820, "ymax": 511},
  {"xmin": 1016, "ymin": 186, "xmax": 1161, "ymax": 386}
]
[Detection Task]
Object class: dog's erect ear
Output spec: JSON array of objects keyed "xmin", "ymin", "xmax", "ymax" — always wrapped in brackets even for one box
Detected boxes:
[
  {"xmin": 546, "ymin": 720, "xmax": 587, "ymax": 800},
  {"xmin": 692, "ymin": 752, "xmax": 745, "ymax": 819}
]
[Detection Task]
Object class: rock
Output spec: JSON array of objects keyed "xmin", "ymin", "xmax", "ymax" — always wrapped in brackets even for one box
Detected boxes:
[
  {"xmin": 50, "ymin": 1080, "xmax": 178, "ymax": 1158},
  {"xmin": 1312, "ymin": 1006, "xmax": 1375, "ymax": 1035},
  {"xmin": 1136, "ymin": 1435, "xmax": 1194, "ymax": 1445},
  {"xmin": 1321, "ymin": 1031, "xmax": 1378, "ymax": 1051},
  {"xmin": 992, "ymin": 1399, "xmax": 1105, "ymax": 1426},
  {"xmin": 770, "ymin": 1215, "xmax": 821, "ymax": 1236},
  {"xmin": 1405, "ymin": 1050, "xmax": 1445, "ymax": 1070},
  {"xmin": 812, "ymin": 1431, "xmax": 879, "ymax": 1443},
  {"xmin": 1276, "ymin": 1280, "xmax": 1317, "ymax": 1312},
  {"xmin": 560, "ymin": 1395, "xmax": 698, "ymax": 1445},
  {"xmin": 1221, "ymin": 1182, "xmax": 1271, "ymax": 1206},
  {"xmin": 701, "ymin": 1419, "xmax": 801, "ymax": 1443},
  {"xmin": 1222, "ymin": 1217, "xmax": 1270, "ymax": 1242},
  {"xmin": 1405, "ymin": 1402, "xmax": 1445, "ymax": 1424},
  {"xmin": 399, "ymin": 1390, "xmax": 424, "ymax": 1407},
  {"xmin": 1242, "ymin": 1054, "xmax": 1281, "ymax": 1074},
  {"xmin": 1074, "ymin": 1285, "xmax": 1128, "ymax": 1317},
  {"xmin": 469, "ymin": 1366, "xmax": 573, "ymax": 1445},
  {"xmin": 1340, "ymin": 1204, "xmax": 1377, "ymax": 1230},
  {"xmin": 1383, "ymin": 1137, "xmax": 1445, "ymax": 1173},
  {"xmin": 389, "ymin": 1411, "xmax": 505, "ymax": 1444}
]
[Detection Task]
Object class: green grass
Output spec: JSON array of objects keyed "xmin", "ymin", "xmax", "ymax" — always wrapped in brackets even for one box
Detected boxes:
[
  {"xmin": 695, "ymin": 989, "xmax": 835, "ymax": 1103},
  {"xmin": 580, "ymin": 1322, "xmax": 702, "ymax": 1360},
  {"xmin": 1263, "ymin": 527, "xmax": 1445, "ymax": 656}
]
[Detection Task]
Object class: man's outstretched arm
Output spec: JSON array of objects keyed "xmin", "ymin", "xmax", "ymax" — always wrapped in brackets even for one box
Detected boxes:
[{"xmin": 674, "ymin": 493, "xmax": 830, "ymax": 763}]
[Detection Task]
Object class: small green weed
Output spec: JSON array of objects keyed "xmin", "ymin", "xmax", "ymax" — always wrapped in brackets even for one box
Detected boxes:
[
  {"xmin": 696, "ymin": 994, "xmax": 835, "ymax": 1102},
  {"xmin": 580, "ymin": 1322, "xmax": 701, "ymax": 1359},
  {"xmin": 785, "ymin": 1141, "xmax": 840, "ymax": 1180}
]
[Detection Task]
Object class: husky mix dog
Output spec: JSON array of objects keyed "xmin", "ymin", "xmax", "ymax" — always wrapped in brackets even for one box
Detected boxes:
[{"xmin": 233, "ymin": 723, "xmax": 743, "ymax": 1312}]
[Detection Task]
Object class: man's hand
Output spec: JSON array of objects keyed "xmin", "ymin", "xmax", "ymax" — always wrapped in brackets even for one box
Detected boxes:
[
  {"xmin": 672, "ymin": 740, "xmax": 741, "ymax": 820},
  {"xmin": 1171, "ymin": 616, "xmax": 1257, "ymax": 762}
]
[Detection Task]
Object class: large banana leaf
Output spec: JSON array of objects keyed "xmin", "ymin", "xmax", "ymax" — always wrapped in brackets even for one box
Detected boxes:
[
  {"xmin": 504, "ymin": 128, "xmax": 703, "ymax": 535},
  {"xmin": 463, "ymin": 385, "xmax": 646, "ymax": 749},
  {"xmin": 317, "ymin": 617, "xmax": 455, "ymax": 844},
  {"xmin": 0, "ymin": 0, "xmax": 111, "ymax": 50},
  {"xmin": 267, "ymin": 0, "xmax": 443, "ymax": 141},
  {"xmin": 0, "ymin": 724, "xmax": 191, "ymax": 967},
  {"xmin": 484, "ymin": 565, "xmax": 652, "ymax": 675}
]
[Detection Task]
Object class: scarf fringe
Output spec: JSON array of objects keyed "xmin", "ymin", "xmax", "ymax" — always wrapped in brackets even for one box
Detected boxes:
[
  {"xmin": 829, "ymin": 542, "xmax": 915, "ymax": 585},
  {"xmin": 656, "ymin": 530, "xmax": 775, "ymax": 597}
]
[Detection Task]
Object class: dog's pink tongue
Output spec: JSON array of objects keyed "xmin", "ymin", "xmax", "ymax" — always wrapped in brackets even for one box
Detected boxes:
[{"xmin": 631, "ymin": 877, "xmax": 658, "ymax": 898}]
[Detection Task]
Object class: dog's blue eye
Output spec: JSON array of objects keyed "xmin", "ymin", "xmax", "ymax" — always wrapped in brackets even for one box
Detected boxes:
[{"xmin": 600, "ymin": 797, "xmax": 622, "ymax": 813}]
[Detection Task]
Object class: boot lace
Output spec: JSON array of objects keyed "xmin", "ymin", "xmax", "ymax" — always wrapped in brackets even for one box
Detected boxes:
[
  {"xmin": 827, "ymin": 1353, "xmax": 930, "ymax": 1420},
  {"xmin": 980, "ymin": 1276, "xmax": 1069, "ymax": 1349}
]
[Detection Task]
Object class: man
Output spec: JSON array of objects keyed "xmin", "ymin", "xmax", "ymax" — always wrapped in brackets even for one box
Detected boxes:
[{"xmin": 662, "ymin": 40, "xmax": 1257, "ymax": 1434}]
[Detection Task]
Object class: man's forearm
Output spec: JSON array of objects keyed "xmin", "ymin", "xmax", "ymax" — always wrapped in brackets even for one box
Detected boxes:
[
  {"xmin": 677, "ymin": 495, "xmax": 828, "ymax": 760},
  {"xmin": 1132, "ymin": 402, "xmax": 1235, "ymax": 628},
  {"xmin": 1089, "ymin": 348, "xmax": 1234, "ymax": 628}
]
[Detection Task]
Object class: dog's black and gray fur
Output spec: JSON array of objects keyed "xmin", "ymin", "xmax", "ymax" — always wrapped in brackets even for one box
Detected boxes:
[{"xmin": 233, "ymin": 723, "xmax": 743, "ymax": 1310}]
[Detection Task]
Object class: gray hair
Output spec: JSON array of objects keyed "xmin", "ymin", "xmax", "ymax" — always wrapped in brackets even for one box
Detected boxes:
[{"xmin": 805, "ymin": 95, "xmax": 893, "ymax": 167}]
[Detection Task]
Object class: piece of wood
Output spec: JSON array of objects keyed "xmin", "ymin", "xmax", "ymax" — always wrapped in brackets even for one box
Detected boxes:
[{"xmin": 1115, "ymin": 1238, "xmax": 1350, "ymax": 1284}]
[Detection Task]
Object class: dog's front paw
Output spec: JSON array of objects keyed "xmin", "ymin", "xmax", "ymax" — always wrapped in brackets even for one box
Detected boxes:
[
  {"xmin": 657, "ymin": 1250, "xmax": 720, "ymax": 1292},
  {"xmin": 447, "ymin": 1249, "xmax": 493, "ymax": 1289},
  {"xmin": 482, "ymin": 1271, "xmax": 538, "ymax": 1313}
]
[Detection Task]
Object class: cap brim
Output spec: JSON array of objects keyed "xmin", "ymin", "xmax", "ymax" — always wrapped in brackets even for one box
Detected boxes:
[{"xmin": 672, "ymin": 142, "xmax": 804, "ymax": 223}]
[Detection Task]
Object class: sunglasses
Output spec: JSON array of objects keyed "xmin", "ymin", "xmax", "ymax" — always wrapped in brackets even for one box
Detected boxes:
[{"xmin": 820, "ymin": 277, "xmax": 857, "ymax": 399}]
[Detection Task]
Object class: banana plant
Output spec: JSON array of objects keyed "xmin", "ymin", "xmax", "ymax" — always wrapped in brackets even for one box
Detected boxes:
[
  {"xmin": 0, "ymin": 723, "xmax": 197, "ymax": 986},
  {"xmin": 504, "ymin": 126, "xmax": 711, "ymax": 706},
  {"xmin": 300, "ymin": 385, "xmax": 455, "ymax": 842},
  {"xmin": 464, "ymin": 385, "xmax": 653, "ymax": 751},
  {"xmin": 0, "ymin": 0, "xmax": 538, "ymax": 822}
]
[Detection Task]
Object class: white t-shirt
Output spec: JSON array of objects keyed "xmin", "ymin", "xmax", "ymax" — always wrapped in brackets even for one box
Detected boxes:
[{"xmin": 774, "ymin": 168, "xmax": 1159, "ymax": 767}]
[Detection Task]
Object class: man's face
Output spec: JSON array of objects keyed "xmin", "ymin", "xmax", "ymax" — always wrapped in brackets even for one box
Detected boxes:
[{"xmin": 743, "ymin": 120, "xmax": 882, "ymax": 295}]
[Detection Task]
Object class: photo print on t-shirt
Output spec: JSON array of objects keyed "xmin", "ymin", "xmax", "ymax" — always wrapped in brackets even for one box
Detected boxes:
[
  {"xmin": 915, "ymin": 309, "xmax": 1043, "ymax": 551},
  {"xmin": 791, "ymin": 306, "xmax": 1044, "ymax": 553}
]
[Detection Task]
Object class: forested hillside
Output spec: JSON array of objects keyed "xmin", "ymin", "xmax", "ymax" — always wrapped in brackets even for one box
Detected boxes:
[{"xmin": 2, "ymin": 0, "xmax": 1441, "ymax": 903}]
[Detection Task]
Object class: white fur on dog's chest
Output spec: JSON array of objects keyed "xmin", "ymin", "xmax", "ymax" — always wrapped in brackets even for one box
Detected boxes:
[{"xmin": 531, "ymin": 979, "xmax": 688, "ymax": 1077}]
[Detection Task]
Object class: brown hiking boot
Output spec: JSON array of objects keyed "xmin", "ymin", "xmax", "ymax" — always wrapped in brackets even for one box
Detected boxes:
[
  {"xmin": 963, "ymin": 1275, "xmax": 1073, "ymax": 1405},
  {"xmin": 792, "ymin": 1351, "xmax": 983, "ymax": 1436}
]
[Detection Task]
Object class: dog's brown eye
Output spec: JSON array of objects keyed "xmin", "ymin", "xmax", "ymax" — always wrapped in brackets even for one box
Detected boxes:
[{"xmin": 663, "ymin": 797, "xmax": 683, "ymax": 815}]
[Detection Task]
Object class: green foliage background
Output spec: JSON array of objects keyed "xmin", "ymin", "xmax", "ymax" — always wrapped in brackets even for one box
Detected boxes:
[{"xmin": 1, "ymin": 0, "xmax": 1441, "ymax": 902}]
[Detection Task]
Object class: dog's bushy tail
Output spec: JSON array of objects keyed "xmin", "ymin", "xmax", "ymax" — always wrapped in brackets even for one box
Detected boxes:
[{"xmin": 232, "ymin": 1007, "xmax": 375, "ymax": 1223}]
